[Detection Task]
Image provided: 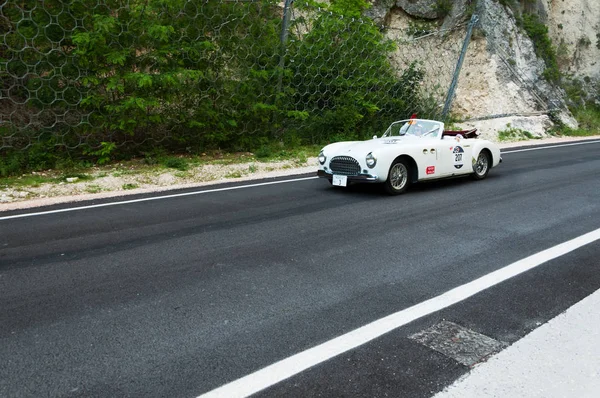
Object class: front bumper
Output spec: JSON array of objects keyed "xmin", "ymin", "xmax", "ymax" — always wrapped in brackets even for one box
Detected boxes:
[{"xmin": 317, "ymin": 169, "xmax": 379, "ymax": 182}]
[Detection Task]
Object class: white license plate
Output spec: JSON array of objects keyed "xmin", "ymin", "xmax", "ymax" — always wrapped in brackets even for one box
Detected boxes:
[{"xmin": 332, "ymin": 174, "xmax": 348, "ymax": 187}]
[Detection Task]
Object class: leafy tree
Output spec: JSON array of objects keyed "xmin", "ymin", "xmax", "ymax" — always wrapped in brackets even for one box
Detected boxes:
[{"xmin": 284, "ymin": 0, "xmax": 426, "ymax": 143}]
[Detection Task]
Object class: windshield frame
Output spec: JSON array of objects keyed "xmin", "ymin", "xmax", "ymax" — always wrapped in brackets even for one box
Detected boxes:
[{"xmin": 382, "ymin": 119, "xmax": 442, "ymax": 139}]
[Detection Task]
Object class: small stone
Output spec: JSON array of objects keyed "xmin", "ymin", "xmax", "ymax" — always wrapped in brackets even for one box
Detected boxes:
[
  {"xmin": 66, "ymin": 177, "xmax": 79, "ymax": 183},
  {"xmin": 18, "ymin": 191, "xmax": 28, "ymax": 198},
  {"xmin": 0, "ymin": 195, "xmax": 11, "ymax": 203}
]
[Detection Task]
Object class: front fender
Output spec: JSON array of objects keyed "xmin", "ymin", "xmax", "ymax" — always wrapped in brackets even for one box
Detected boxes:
[
  {"xmin": 471, "ymin": 141, "xmax": 501, "ymax": 169},
  {"xmin": 372, "ymin": 149, "xmax": 419, "ymax": 183}
]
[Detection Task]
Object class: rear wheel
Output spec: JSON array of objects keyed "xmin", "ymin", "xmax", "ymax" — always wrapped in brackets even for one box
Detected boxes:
[
  {"xmin": 472, "ymin": 150, "xmax": 490, "ymax": 180},
  {"xmin": 384, "ymin": 159, "xmax": 411, "ymax": 195}
]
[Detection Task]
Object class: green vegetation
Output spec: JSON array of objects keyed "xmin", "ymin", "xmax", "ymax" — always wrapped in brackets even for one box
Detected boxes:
[
  {"xmin": 561, "ymin": 105, "xmax": 600, "ymax": 136},
  {"xmin": 122, "ymin": 183, "xmax": 138, "ymax": 190},
  {"xmin": 162, "ymin": 157, "xmax": 188, "ymax": 171},
  {"xmin": 225, "ymin": 171, "xmax": 243, "ymax": 179},
  {"xmin": 85, "ymin": 184, "xmax": 103, "ymax": 193},
  {"xmin": 1, "ymin": 0, "xmax": 432, "ymax": 177},
  {"xmin": 520, "ymin": 13, "xmax": 561, "ymax": 83},
  {"xmin": 405, "ymin": 20, "xmax": 437, "ymax": 38},
  {"xmin": 433, "ymin": 0, "xmax": 453, "ymax": 18},
  {"xmin": 0, "ymin": 174, "xmax": 56, "ymax": 188},
  {"xmin": 497, "ymin": 125, "xmax": 539, "ymax": 142}
]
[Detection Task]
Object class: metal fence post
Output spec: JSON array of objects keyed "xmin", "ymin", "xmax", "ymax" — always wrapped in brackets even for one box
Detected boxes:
[
  {"xmin": 441, "ymin": 14, "xmax": 479, "ymax": 121},
  {"xmin": 278, "ymin": 0, "xmax": 294, "ymax": 92}
]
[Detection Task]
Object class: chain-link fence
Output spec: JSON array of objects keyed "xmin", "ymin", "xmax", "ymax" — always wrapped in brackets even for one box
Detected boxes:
[{"xmin": 0, "ymin": 0, "xmax": 475, "ymax": 161}]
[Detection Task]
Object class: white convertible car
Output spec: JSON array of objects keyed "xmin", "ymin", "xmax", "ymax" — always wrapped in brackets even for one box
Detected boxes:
[{"xmin": 317, "ymin": 118, "xmax": 502, "ymax": 194}]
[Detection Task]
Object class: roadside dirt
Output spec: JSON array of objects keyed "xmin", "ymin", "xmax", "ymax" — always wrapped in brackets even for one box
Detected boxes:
[{"xmin": 1, "ymin": 135, "xmax": 598, "ymax": 212}]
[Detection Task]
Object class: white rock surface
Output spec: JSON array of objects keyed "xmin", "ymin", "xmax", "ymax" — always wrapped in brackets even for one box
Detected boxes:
[
  {"xmin": 544, "ymin": 0, "xmax": 600, "ymax": 80},
  {"xmin": 457, "ymin": 115, "xmax": 554, "ymax": 140}
]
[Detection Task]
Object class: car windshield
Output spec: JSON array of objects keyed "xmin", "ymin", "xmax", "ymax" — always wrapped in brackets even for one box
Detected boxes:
[{"xmin": 383, "ymin": 119, "xmax": 441, "ymax": 138}]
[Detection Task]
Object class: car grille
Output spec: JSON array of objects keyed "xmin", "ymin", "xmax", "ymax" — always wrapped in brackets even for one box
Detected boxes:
[{"xmin": 330, "ymin": 156, "xmax": 361, "ymax": 176}]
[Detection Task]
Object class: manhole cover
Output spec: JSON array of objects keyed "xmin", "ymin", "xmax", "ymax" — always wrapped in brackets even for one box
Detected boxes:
[{"xmin": 409, "ymin": 320, "xmax": 505, "ymax": 367}]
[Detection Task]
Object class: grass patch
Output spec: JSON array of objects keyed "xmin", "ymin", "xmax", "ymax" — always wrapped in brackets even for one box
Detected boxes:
[
  {"xmin": 0, "ymin": 174, "xmax": 56, "ymax": 188},
  {"xmin": 173, "ymin": 171, "xmax": 189, "ymax": 178},
  {"xmin": 85, "ymin": 184, "xmax": 103, "ymax": 193},
  {"xmin": 162, "ymin": 157, "xmax": 188, "ymax": 171},
  {"xmin": 254, "ymin": 146, "xmax": 272, "ymax": 159},
  {"xmin": 559, "ymin": 129, "xmax": 598, "ymax": 137},
  {"xmin": 498, "ymin": 126, "xmax": 539, "ymax": 142},
  {"xmin": 225, "ymin": 170, "xmax": 243, "ymax": 179},
  {"xmin": 122, "ymin": 183, "xmax": 138, "ymax": 190},
  {"xmin": 572, "ymin": 106, "xmax": 600, "ymax": 133},
  {"xmin": 557, "ymin": 104, "xmax": 600, "ymax": 137},
  {"xmin": 0, "ymin": 143, "xmax": 321, "ymax": 190}
]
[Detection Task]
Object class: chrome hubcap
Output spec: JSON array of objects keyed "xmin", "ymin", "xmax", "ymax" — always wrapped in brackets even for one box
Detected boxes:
[
  {"xmin": 390, "ymin": 163, "xmax": 408, "ymax": 190},
  {"xmin": 476, "ymin": 153, "xmax": 489, "ymax": 175}
]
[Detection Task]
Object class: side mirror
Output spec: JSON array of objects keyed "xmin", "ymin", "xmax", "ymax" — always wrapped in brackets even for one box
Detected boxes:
[{"xmin": 373, "ymin": 135, "xmax": 377, "ymax": 139}]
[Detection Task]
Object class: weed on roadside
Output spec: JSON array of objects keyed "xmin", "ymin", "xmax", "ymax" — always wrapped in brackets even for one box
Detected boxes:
[
  {"xmin": 85, "ymin": 184, "xmax": 103, "ymax": 194},
  {"xmin": 0, "ymin": 175, "xmax": 56, "ymax": 188},
  {"xmin": 498, "ymin": 126, "xmax": 539, "ymax": 141},
  {"xmin": 162, "ymin": 157, "xmax": 188, "ymax": 171},
  {"xmin": 225, "ymin": 170, "xmax": 243, "ymax": 179}
]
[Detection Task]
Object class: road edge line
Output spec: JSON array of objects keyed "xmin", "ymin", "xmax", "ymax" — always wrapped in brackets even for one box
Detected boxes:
[
  {"xmin": 0, "ymin": 176, "xmax": 318, "ymax": 221},
  {"xmin": 502, "ymin": 139, "xmax": 600, "ymax": 154},
  {"xmin": 198, "ymin": 227, "xmax": 600, "ymax": 398}
]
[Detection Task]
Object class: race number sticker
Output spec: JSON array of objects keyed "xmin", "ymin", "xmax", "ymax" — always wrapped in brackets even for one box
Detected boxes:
[
  {"xmin": 426, "ymin": 166, "xmax": 435, "ymax": 175},
  {"xmin": 453, "ymin": 146, "xmax": 464, "ymax": 169}
]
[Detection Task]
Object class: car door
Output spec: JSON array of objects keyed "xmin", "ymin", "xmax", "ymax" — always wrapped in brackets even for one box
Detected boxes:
[
  {"xmin": 441, "ymin": 138, "xmax": 474, "ymax": 175},
  {"xmin": 416, "ymin": 142, "xmax": 441, "ymax": 179}
]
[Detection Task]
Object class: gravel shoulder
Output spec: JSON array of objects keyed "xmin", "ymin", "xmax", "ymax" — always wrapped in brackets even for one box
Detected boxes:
[{"xmin": 1, "ymin": 135, "xmax": 599, "ymax": 212}]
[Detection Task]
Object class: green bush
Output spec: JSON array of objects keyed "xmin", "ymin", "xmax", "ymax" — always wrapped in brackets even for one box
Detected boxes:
[
  {"xmin": 286, "ymin": 1, "xmax": 427, "ymax": 144},
  {"xmin": 497, "ymin": 125, "xmax": 538, "ymax": 141},
  {"xmin": 521, "ymin": 13, "xmax": 561, "ymax": 83},
  {"xmin": 162, "ymin": 157, "xmax": 188, "ymax": 171},
  {"xmin": 1, "ymin": 0, "xmax": 431, "ymax": 175}
]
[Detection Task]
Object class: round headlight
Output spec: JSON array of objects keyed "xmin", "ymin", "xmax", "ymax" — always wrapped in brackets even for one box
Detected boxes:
[
  {"xmin": 318, "ymin": 151, "xmax": 326, "ymax": 165},
  {"xmin": 366, "ymin": 152, "xmax": 377, "ymax": 168}
]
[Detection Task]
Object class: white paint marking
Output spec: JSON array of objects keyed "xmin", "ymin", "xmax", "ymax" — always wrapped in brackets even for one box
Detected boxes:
[
  {"xmin": 501, "ymin": 139, "xmax": 600, "ymax": 154},
  {"xmin": 0, "ymin": 177, "xmax": 318, "ymax": 221},
  {"xmin": 198, "ymin": 227, "xmax": 600, "ymax": 398}
]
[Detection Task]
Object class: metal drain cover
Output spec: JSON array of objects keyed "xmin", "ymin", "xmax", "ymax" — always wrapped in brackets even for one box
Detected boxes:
[{"xmin": 409, "ymin": 320, "xmax": 505, "ymax": 367}]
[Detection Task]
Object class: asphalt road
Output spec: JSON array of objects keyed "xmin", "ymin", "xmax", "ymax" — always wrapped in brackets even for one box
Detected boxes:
[{"xmin": 1, "ymin": 141, "xmax": 599, "ymax": 397}]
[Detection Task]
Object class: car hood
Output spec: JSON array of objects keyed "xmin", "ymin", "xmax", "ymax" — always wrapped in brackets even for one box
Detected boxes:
[{"xmin": 324, "ymin": 136, "xmax": 422, "ymax": 157}]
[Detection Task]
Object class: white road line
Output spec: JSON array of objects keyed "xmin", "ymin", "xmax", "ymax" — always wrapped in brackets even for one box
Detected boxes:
[
  {"xmin": 501, "ymin": 139, "xmax": 600, "ymax": 154},
  {"xmin": 198, "ymin": 227, "xmax": 600, "ymax": 398},
  {"xmin": 0, "ymin": 176, "xmax": 318, "ymax": 221}
]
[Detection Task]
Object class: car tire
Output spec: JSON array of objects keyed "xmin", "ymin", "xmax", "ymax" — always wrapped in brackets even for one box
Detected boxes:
[
  {"xmin": 472, "ymin": 150, "xmax": 491, "ymax": 180},
  {"xmin": 384, "ymin": 159, "xmax": 411, "ymax": 195}
]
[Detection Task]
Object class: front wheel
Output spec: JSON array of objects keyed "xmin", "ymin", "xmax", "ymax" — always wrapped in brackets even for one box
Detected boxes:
[
  {"xmin": 384, "ymin": 159, "xmax": 411, "ymax": 195},
  {"xmin": 472, "ymin": 151, "xmax": 490, "ymax": 180}
]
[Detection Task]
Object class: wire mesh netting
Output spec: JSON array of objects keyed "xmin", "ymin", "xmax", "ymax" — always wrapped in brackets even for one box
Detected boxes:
[{"xmin": 0, "ymin": 0, "xmax": 475, "ymax": 156}]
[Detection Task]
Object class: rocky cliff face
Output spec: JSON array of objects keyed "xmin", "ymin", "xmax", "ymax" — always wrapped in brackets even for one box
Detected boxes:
[
  {"xmin": 369, "ymin": 0, "xmax": 599, "ymax": 137},
  {"xmin": 543, "ymin": 0, "xmax": 599, "ymax": 80}
]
